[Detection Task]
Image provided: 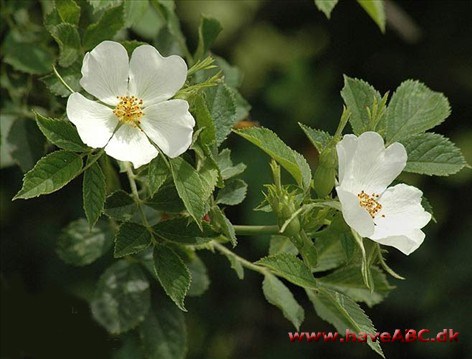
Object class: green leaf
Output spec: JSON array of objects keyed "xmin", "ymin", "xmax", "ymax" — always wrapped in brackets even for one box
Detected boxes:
[
  {"xmin": 187, "ymin": 256, "xmax": 210, "ymax": 296},
  {"xmin": 206, "ymin": 84, "xmax": 237, "ymax": 146},
  {"xmin": 120, "ymin": 40, "xmax": 147, "ymax": 54},
  {"xmin": 210, "ymin": 205, "xmax": 237, "ymax": 246},
  {"xmin": 195, "ymin": 16, "xmax": 222, "ymax": 59},
  {"xmin": 129, "ymin": 4, "xmax": 164, "ymax": 40},
  {"xmin": 55, "ymin": 0, "xmax": 81, "ymax": 25},
  {"xmin": 114, "ymin": 222, "xmax": 152, "ymax": 258},
  {"xmin": 314, "ymin": 214, "xmax": 353, "ymax": 272},
  {"xmin": 150, "ymin": 0, "xmax": 189, "ymax": 57},
  {"xmin": 299, "ymin": 123, "xmax": 333, "ymax": 153},
  {"xmin": 44, "ymin": 7, "xmax": 62, "ymax": 30},
  {"xmin": 3, "ymin": 34, "xmax": 54, "ymax": 75},
  {"xmin": 216, "ymin": 179, "xmax": 247, "ymax": 206},
  {"xmin": 314, "ymin": 0, "xmax": 339, "ymax": 18},
  {"xmin": 153, "ymin": 244, "xmax": 191, "ymax": 311},
  {"xmin": 269, "ymin": 235, "xmax": 298, "ymax": 256},
  {"xmin": 295, "ymin": 234, "xmax": 319, "ymax": 270},
  {"xmin": 87, "ymin": 0, "xmax": 122, "ymax": 12},
  {"xmin": 91, "ymin": 260, "xmax": 151, "ymax": 334},
  {"xmin": 146, "ymin": 184, "xmax": 185, "ymax": 213},
  {"xmin": 112, "ymin": 334, "xmax": 145, "ymax": 359},
  {"xmin": 170, "ymin": 157, "xmax": 207, "ymax": 225},
  {"xmin": 262, "ymin": 274, "xmax": 305, "ymax": 330},
  {"xmin": 83, "ymin": 4, "xmax": 125, "ymax": 50},
  {"xmin": 104, "ymin": 190, "xmax": 138, "ymax": 222},
  {"xmin": 56, "ymin": 218, "xmax": 113, "ymax": 266},
  {"xmin": 198, "ymin": 157, "xmax": 219, "ymax": 201},
  {"xmin": 307, "ymin": 287, "xmax": 384, "ymax": 357},
  {"xmin": 147, "ymin": 156, "xmax": 168, "ymax": 197},
  {"xmin": 35, "ymin": 113, "xmax": 86, "ymax": 152},
  {"xmin": 214, "ymin": 55, "xmax": 242, "ymax": 88},
  {"xmin": 256, "ymin": 253, "xmax": 317, "ymax": 289},
  {"xmin": 340, "ymin": 76, "xmax": 382, "ymax": 135},
  {"xmin": 318, "ymin": 266, "xmax": 394, "ymax": 307},
  {"xmin": 401, "ymin": 132, "xmax": 466, "ymax": 176},
  {"xmin": 0, "ymin": 115, "xmax": 15, "ymax": 169},
  {"xmin": 229, "ymin": 86, "xmax": 251, "ymax": 122},
  {"xmin": 7, "ymin": 118, "xmax": 44, "ymax": 172},
  {"xmin": 194, "ymin": 94, "xmax": 216, "ymax": 145},
  {"xmin": 14, "ymin": 150, "xmax": 83, "ymax": 200},
  {"xmin": 221, "ymin": 249, "xmax": 244, "ymax": 279},
  {"xmin": 357, "ymin": 0, "xmax": 386, "ymax": 32},
  {"xmin": 235, "ymin": 127, "xmax": 312, "ymax": 189},
  {"xmin": 385, "ymin": 80, "xmax": 451, "ymax": 143},
  {"xmin": 139, "ymin": 297, "xmax": 187, "ymax": 359},
  {"xmin": 83, "ymin": 160, "xmax": 106, "ymax": 227},
  {"xmin": 153, "ymin": 217, "xmax": 219, "ymax": 245},
  {"xmin": 123, "ymin": 0, "xmax": 149, "ymax": 27},
  {"xmin": 421, "ymin": 196, "xmax": 436, "ymax": 223},
  {"xmin": 215, "ymin": 148, "xmax": 246, "ymax": 180},
  {"xmin": 100, "ymin": 156, "xmax": 121, "ymax": 194},
  {"xmin": 49, "ymin": 23, "xmax": 81, "ymax": 67},
  {"xmin": 41, "ymin": 63, "xmax": 81, "ymax": 97}
]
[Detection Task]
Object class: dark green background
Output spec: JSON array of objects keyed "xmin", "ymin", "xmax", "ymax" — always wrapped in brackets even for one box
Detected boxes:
[{"xmin": 1, "ymin": 1, "xmax": 471, "ymax": 358}]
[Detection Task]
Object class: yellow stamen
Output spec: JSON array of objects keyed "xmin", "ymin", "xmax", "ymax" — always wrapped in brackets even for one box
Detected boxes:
[
  {"xmin": 113, "ymin": 96, "xmax": 144, "ymax": 126},
  {"xmin": 357, "ymin": 190, "xmax": 383, "ymax": 218}
]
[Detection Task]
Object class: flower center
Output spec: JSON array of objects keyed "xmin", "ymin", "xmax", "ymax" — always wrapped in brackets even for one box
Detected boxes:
[
  {"xmin": 357, "ymin": 190, "xmax": 383, "ymax": 218},
  {"xmin": 113, "ymin": 96, "xmax": 144, "ymax": 125}
]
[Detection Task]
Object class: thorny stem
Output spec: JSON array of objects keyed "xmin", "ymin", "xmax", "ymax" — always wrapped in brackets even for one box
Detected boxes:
[{"xmin": 212, "ymin": 242, "xmax": 268, "ymax": 275}]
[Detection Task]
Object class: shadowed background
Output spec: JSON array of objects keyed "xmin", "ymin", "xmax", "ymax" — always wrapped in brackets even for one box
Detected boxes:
[{"xmin": 1, "ymin": 0, "xmax": 471, "ymax": 358}]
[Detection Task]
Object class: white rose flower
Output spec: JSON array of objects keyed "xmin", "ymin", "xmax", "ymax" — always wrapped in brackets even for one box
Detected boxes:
[
  {"xmin": 66, "ymin": 41, "xmax": 195, "ymax": 168},
  {"xmin": 336, "ymin": 131, "xmax": 431, "ymax": 255}
]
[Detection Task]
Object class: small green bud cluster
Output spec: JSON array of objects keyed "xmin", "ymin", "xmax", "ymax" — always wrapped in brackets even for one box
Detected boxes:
[{"xmin": 265, "ymin": 162, "xmax": 318, "ymax": 269}]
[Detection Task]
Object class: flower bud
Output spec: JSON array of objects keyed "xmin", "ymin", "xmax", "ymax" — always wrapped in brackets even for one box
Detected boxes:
[{"xmin": 313, "ymin": 145, "xmax": 337, "ymax": 197}]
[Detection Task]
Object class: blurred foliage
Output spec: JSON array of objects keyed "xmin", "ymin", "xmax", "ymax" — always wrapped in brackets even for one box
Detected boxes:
[{"xmin": 1, "ymin": 0, "xmax": 471, "ymax": 359}]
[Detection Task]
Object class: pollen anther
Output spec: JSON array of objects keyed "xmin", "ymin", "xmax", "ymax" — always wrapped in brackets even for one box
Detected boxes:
[
  {"xmin": 113, "ymin": 96, "xmax": 144, "ymax": 126},
  {"xmin": 357, "ymin": 190, "xmax": 383, "ymax": 218}
]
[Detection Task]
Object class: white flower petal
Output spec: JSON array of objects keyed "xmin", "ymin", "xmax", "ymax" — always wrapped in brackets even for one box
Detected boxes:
[
  {"xmin": 371, "ymin": 183, "xmax": 432, "ymax": 237},
  {"xmin": 360, "ymin": 141, "xmax": 407, "ymax": 194},
  {"xmin": 338, "ymin": 132, "xmax": 407, "ymax": 194},
  {"xmin": 336, "ymin": 187, "xmax": 375, "ymax": 237},
  {"xmin": 66, "ymin": 92, "xmax": 118, "ymax": 148},
  {"xmin": 336, "ymin": 134, "xmax": 358, "ymax": 184},
  {"xmin": 105, "ymin": 124, "xmax": 158, "ymax": 168},
  {"xmin": 128, "ymin": 45, "xmax": 187, "ymax": 106},
  {"xmin": 140, "ymin": 99, "xmax": 195, "ymax": 158},
  {"xmin": 80, "ymin": 41, "xmax": 129, "ymax": 106},
  {"xmin": 371, "ymin": 229, "xmax": 426, "ymax": 255}
]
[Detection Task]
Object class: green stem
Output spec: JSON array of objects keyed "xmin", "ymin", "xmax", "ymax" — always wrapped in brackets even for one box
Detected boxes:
[
  {"xmin": 334, "ymin": 106, "xmax": 351, "ymax": 138},
  {"xmin": 212, "ymin": 242, "xmax": 268, "ymax": 275},
  {"xmin": 376, "ymin": 244, "xmax": 405, "ymax": 280},
  {"xmin": 125, "ymin": 162, "xmax": 151, "ymax": 229},
  {"xmin": 53, "ymin": 65, "xmax": 74, "ymax": 93},
  {"xmin": 233, "ymin": 225, "xmax": 280, "ymax": 236},
  {"xmin": 125, "ymin": 163, "xmax": 139, "ymax": 199},
  {"xmin": 269, "ymin": 160, "xmax": 282, "ymax": 189},
  {"xmin": 78, "ymin": 149, "xmax": 104, "ymax": 176}
]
